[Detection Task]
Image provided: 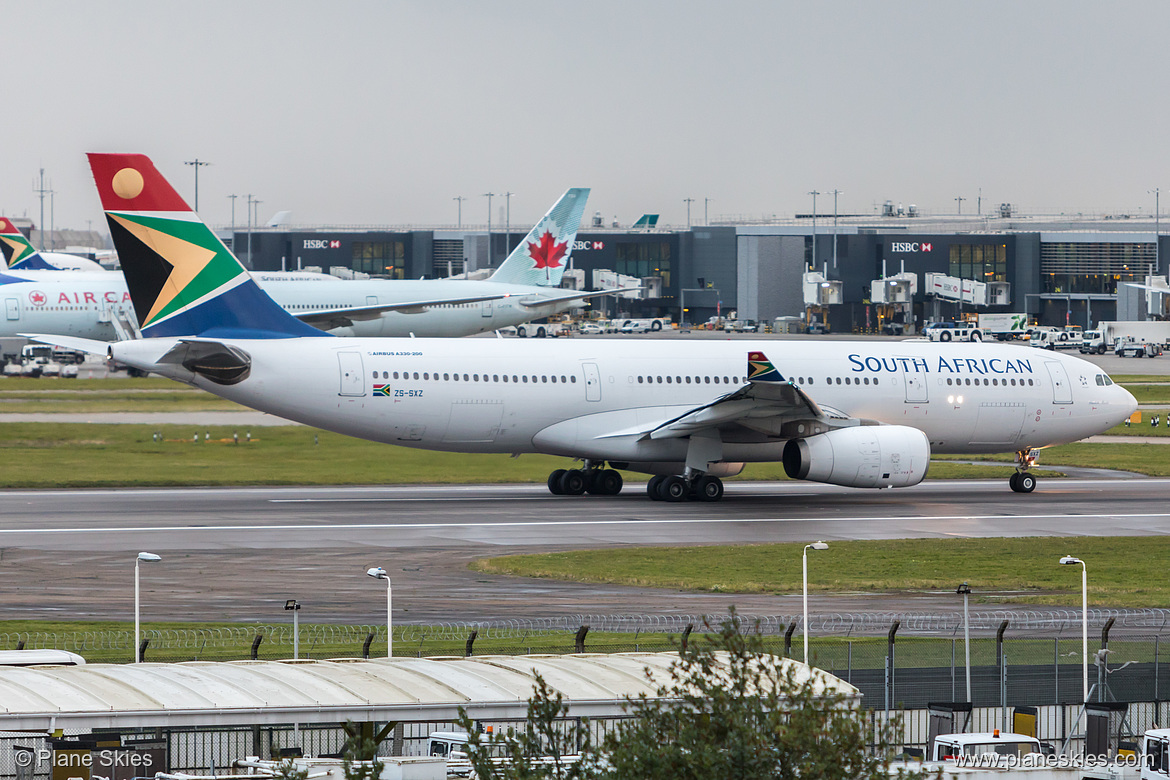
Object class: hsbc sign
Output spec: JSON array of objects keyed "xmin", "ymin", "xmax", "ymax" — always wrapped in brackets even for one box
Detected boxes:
[
  {"xmin": 303, "ymin": 239, "xmax": 342, "ymax": 250},
  {"xmin": 890, "ymin": 242, "xmax": 933, "ymax": 253},
  {"xmin": 572, "ymin": 241, "xmax": 604, "ymax": 251}
]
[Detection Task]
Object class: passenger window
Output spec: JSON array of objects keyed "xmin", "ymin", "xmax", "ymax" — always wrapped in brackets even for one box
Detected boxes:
[
  {"xmin": 413, "ymin": 372, "xmax": 419, "ymax": 380},
  {"xmin": 666, "ymin": 377, "xmax": 672, "ymax": 384},
  {"xmin": 383, "ymin": 371, "xmax": 388, "ymax": 379},
  {"xmin": 493, "ymin": 374, "xmax": 499, "ymax": 382},
  {"xmin": 571, "ymin": 376, "xmax": 576, "ymax": 383},
  {"xmin": 463, "ymin": 374, "xmax": 470, "ymax": 381},
  {"xmin": 444, "ymin": 373, "xmax": 450, "ymax": 380},
  {"xmin": 836, "ymin": 377, "xmax": 842, "ymax": 385},
  {"xmin": 638, "ymin": 376, "xmax": 644, "ymax": 384},
  {"xmin": 522, "ymin": 376, "xmax": 528, "ymax": 383}
]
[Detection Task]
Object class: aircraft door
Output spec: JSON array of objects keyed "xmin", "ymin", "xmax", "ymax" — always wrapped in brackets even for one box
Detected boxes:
[
  {"xmin": 1045, "ymin": 361, "xmax": 1073, "ymax": 404},
  {"xmin": 481, "ymin": 300, "xmax": 493, "ymax": 317},
  {"xmin": 582, "ymin": 362, "xmax": 601, "ymax": 402},
  {"xmin": 898, "ymin": 357, "xmax": 928, "ymax": 402},
  {"xmin": 337, "ymin": 351, "xmax": 366, "ymax": 396},
  {"xmin": 5, "ymin": 298, "xmax": 18, "ymax": 321}
]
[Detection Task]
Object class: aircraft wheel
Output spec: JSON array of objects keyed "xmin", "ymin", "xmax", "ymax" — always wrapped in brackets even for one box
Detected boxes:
[
  {"xmin": 693, "ymin": 475, "xmax": 724, "ymax": 502},
  {"xmin": 547, "ymin": 469, "xmax": 567, "ymax": 495},
  {"xmin": 647, "ymin": 475, "xmax": 665, "ymax": 500},
  {"xmin": 1009, "ymin": 472, "xmax": 1020, "ymax": 492},
  {"xmin": 595, "ymin": 469, "xmax": 623, "ymax": 496},
  {"xmin": 559, "ymin": 469, "xmax": 587, "ymax": 495},
  {"xmin": 658, "ymin": 475, "xmax": 689, "ymax": 502},
  {"xmin": 1011, "ymin": 472, "xmax": 1037, "ymax": 493}
]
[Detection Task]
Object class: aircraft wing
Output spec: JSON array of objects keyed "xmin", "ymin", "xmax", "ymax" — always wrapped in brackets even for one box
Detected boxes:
[
  {"xmin": 293, "ymin": 292, "xmax": 516, "ymax": 327},
  {"xmin": 21, "ymin": 334, "xmax": 111, "ymax": 355},
  {"xmin": 599, "ymin": 350, "xmax": 858, "ymax": 443},
  {"xmin": 518, "ymin": 287, "xmax": 643, "ymax": 309}
]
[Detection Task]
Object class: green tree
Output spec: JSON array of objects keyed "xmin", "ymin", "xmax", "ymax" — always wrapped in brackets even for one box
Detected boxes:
[
  {"xmin": 457, "ymin": 674, "xmax": 596, "ymax": 780},
  {"xmin": 461, "ymin": 611, "xmax": 919, "ymax": 780},
  {"xmin": 341, "ymin": 722, "xmax": 385, "ymax": 780},
  {"xmin": 271, "ymin": 760, "xmax": 308, "ymax": 780}
]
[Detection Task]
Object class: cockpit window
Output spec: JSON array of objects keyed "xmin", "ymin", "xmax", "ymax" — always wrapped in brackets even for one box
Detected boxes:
[{"xmin": 1096, "ymin": 374, "xmax": 1114, "ymax": 386}]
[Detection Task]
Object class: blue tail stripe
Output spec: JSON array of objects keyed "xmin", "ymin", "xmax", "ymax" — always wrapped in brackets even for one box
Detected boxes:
[{"xmin": 142, "ymin": 279, "xmax": 329, "ymax": 339}]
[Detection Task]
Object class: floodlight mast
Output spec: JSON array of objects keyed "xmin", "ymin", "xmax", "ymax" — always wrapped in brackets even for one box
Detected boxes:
[
  {"xmin": 134, "ymin": 552, "xmax": 161, "ymax": 663},
  {"xmin": 367, "ymin": 567, "xmax": 392, "ymax": 658},
  {"xmin": 802, "ymin": 542, "xmax": 828, "ymax": 666},
  {"xmin": 1059, "ymin": 556, "xmax": 1088, "ymax": 702}
]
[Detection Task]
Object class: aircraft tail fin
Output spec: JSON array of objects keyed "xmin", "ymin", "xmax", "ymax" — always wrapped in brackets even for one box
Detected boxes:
[
  {"xmin": 632, "ymin": 213, "xmax": 659, "ymax": 228},
  {"xmin": 488, "ymin": 188, "xmax": 589, "ymax": 286},
  {"xmin": 0, "ymin": 217, "xmax": 54, "ymax": 270},
  {"xmin": 87, "ymin": 153, "xmax": 325, "ymax": 339}
]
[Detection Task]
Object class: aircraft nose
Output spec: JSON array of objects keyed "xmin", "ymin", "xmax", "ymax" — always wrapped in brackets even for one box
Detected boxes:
[{"xmin": 1118, "ymin": 385, "xmax": 1138, "ymax": 421}]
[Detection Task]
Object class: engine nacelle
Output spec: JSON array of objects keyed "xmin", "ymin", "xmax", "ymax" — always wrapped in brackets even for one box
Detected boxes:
[{"xmin": 782, "ymin": 425, "xmax": 930, "ymax": 489}]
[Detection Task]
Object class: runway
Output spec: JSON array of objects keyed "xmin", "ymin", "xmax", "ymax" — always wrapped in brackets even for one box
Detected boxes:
[{"xmin": 0, "ymin": 477, "xmax": 1166, "ymax": 624}]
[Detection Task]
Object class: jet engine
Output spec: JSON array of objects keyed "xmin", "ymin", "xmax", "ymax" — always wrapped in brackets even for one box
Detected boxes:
[{"xmin": 782, "ymin": 425, "xmax": 930, "ymax": 489}]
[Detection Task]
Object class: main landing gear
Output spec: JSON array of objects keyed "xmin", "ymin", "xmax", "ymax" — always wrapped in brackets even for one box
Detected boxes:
[
  {"xmin": 646, "ymin": 473, "xmax": 724, "ymax": 502},
  {"xmin": 546, "ymin": 463, "xmax": 624, "ymax": 496},
  {"xmin": 1009, "ymin": 448, "xmax": 1038, "ymax": 493}
]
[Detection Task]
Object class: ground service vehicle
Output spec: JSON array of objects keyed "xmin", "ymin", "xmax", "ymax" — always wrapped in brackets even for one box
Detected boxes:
[
  {"xmin": 1099, "ymin": 321, "xmax": 1170, "ymax": 352},
  {"xmin": 977, "ymin": 313, "xmax": 1029, "ymax": 340},
  {"xmin": 925, "ymin": 322, "xmax": 983, "ymax": 342},
  {"xmin": 1080, "ymin": 330, "xmax": 1106, "ymax": 354},
  {"xmin": 930, "ymin": 732, "xmax": 1044, "ymax": 763},
  {"xmin": 1116, "ymin": 338, "xmax": 1162, "ymax": 358}
]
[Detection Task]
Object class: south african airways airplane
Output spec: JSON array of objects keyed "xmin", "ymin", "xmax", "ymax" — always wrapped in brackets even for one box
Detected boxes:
[
  {"xmin": 28, "ymin": 153, "xmax": 1138, "ymax": 502},
  {"xmin": 0, "ymin": 183, "xmax": 612, "ymax": 340}
]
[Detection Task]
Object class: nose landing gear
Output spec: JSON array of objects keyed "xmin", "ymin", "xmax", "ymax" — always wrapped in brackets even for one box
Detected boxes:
[{"xmin": 1010, "ymin": 448, "xmax": 1038, "ymax": 493}]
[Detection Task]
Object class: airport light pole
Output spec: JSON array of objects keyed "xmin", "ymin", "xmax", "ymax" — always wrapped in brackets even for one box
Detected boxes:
[
  {"xmin": 483, "ymin": 193, "xmax": 494, "ymax": 266},
  {"xmin": 285, "ymin": 599, "xmax": 301, "ymax": 659},
  {"xmin": 134, "ymin": 552, "xmax": 161, "ymax": 663},
  {"xmin": 367, "ymin": 567, "xmax": 392, "ymax": 658},
  {"xmin": 957, "ymin": 582, "xmax": 972, "ymax": 702},
  {"xmin": 955, "ymin": 196, "xmax": 966, "ymax": 215},
  {"xmin": 808, "ymin": 191, "xmax": 820, "ymax": 272},
  {"xmin": 35, "ymin": 168, "xmax": 49, "ymax": 250},
  {"xmin": 829, "ymin": 189, "xmax": 843, "ymax": 271},
  {"xmin": 1150, "ymin": 188, "xmax": 1161, "ymax": 274},
  {"xmin": 704, "ymin": 197, "xmax": 712, "ymax": 226},
  {"xmin": 228, "ymin": 194, "xmax": 238, "ymax": 239},
  {"xmin": 1060, "ymin": 555, "xmax": 1089, "ymax": 702},
  {"xmin": 453, "ymin": 196, "xmax": 465, "ymax": 229},
  {"xmin": 802, "ymin": 541, "xmax": 828, "ymax": 665},
  {"xmin": 684, "ymin": 197, "xmax": 694, "ymax": 228},
  {"xmin": 504, "ymin": 192, "xmax": 514, "ymax": 255},
  {"xmin": 184, "ymin": 159, "xmax": 211, "ymax": 211}
]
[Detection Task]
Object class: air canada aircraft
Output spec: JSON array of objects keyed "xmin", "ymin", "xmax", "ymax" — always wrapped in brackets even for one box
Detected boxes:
[
  {"xmin": 28, "ymin": 153, "xmax": 1138, "ymax": 503},
  {"xmin": 0, "ymin": 218, "xmax": 104, "ymax": 271},
  {"xmin": 0, "ymin": 180, "xmax": 615, "ymax": 340}
]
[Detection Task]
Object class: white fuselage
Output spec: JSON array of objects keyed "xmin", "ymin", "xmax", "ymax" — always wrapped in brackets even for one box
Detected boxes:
[
  {"xmin": 0, "ymin": 270, "xmax": 576, "ymax": 340},
  {"xmin": 112, "ymin": 337, "xmax": 1136, "ymax": 467}
]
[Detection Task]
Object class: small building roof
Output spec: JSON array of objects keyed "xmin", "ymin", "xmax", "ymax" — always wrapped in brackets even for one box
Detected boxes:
[{"xmin": 0, "ymin": 652, "xmax": 857, "ymax": 730}]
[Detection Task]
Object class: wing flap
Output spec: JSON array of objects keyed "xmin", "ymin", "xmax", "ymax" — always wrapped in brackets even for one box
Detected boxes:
[{"xmin": 294, "ymin": 293, "xmax": 515, "ymax": 326}]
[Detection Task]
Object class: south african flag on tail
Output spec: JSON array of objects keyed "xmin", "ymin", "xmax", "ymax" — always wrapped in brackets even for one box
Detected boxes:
[{"xmin": 748, "ymin": 351, "xmax": 785, "ymax": 383}]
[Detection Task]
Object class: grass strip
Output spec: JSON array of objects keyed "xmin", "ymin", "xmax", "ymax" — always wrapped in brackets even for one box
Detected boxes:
[{"xmin": 471, "ymin": 536, "xmax": 1170, "ymax": 608}]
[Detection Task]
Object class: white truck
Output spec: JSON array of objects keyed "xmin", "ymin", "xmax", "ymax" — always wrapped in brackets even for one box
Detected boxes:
[
  {"xmin": 1030, "ymin": 327, "xmax": 1084, "ymax": 350},
  {"xmin": 930, "ymin": 731, "xmax": 1044, "ymax": 764},
  {"xmin": 977, "ymin": 312, "xmax": 1029, "ymax": 340},
  {"xmin": 1098, "ymin": 321, "xmax": 1170, "ymax": 352},
  {"xmin": 925, "ymin": 321, "xmax": 983, "ymax": 342},
  {"xmin": 618, "ymin": 317, "xmax": 671, "ymax": 333}
]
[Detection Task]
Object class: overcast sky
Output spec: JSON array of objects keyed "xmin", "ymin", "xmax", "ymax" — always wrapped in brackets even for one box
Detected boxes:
[{"xmin": 4, "ymin": 1, "xmax": 1170, "ymax": 231}]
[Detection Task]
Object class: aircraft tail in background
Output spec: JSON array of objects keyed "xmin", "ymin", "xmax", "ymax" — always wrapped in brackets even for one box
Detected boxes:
[
  {"xmin": 488, "ymin": 188, "xmax": 589, "ymax": 287},
  {"xmin": 0, "ymin": 218, "xmax": 55, "ymax": 270}
]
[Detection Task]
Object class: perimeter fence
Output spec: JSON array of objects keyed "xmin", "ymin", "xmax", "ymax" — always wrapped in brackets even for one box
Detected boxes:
[{"xmin": 9, "ymin": 609, "xmax": 1170, "ymax": 709}]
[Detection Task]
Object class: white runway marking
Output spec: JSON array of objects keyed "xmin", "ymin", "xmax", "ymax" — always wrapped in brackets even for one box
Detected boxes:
[{"xmin": 1, "ymin": 512, "xmax": 1168, "ymax": 536}]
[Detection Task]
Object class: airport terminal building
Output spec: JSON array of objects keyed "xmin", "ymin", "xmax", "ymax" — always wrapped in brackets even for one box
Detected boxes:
[{"xmin": 231, "ymin": 213, "xmax": 1170, "ymax": 332}]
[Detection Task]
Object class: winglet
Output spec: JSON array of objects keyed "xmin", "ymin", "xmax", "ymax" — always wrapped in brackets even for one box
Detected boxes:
[{"xmin": 748, "ymin": 351, "xmax": 785, "ymax": 383}]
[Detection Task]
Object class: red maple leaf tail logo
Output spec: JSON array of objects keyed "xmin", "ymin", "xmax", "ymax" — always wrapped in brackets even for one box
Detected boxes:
[{"xmin": 527, "ymin": 230, "xmax": 568, "ymax": 281}]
